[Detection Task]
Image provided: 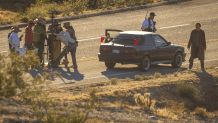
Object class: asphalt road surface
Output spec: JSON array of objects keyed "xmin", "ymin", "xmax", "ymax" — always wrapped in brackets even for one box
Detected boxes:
[{"xmin": 1, "ymin": 0, "xmax": 218, "ymax": 88}]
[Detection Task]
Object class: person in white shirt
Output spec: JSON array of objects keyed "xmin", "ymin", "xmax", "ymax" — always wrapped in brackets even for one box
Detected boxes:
[
  {"xmin": 8, "ymin": 25, "xmax": 23, "ymax": 52},
  {"xmin": 53, "ymin": 27, "xmax": 77, "ymax": 68},
  {"xmin": 141, "ymin": 12, "xmax": 157, "ymax": 32}
]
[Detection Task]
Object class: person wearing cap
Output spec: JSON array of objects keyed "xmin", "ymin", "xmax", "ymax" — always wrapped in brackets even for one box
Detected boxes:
[
  {"xmin": 8, "ymin": 25, "xmax": 23, "ymax": 52},
  {"xmin": 62, "ymin": 22, "xmax": 78, "ymax": 67},
  {"xmin": 25, "ymin": 19, "xmax": 34, "ymax": 50},
  {"xmin": 54, "ymin": 27, "xmax": 78, "ymax": 69},
  {"xmin": 141, "ymin": 12, "xmax": 157, "ymax": 32},
  {"xmin": 33, "ymin": 17, "xmax": 46, "ymax": 65},
  {"xmin": 188, "ymin": 22, "xmax": 206, "ymax": 72}
]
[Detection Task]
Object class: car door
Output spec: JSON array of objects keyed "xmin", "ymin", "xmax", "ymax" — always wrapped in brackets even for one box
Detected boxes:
[{"xmin": 151, "ymin": 35, "xmax": 171, "ymax": 61}]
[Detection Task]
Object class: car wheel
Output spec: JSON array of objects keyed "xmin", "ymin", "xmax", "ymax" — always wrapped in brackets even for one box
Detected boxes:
[
  {"xmin": 138, "ymin": 56, "xmax": 150, "ymax": 71},
  {"xmin": 105, "ymin": 62, "xmax": 116, "ymax": 69},
  {"xmin": 171, "ymin": 52, "xmax": 182, "ymax": 68}
]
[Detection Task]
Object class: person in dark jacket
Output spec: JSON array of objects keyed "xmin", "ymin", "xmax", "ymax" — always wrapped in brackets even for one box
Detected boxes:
[{"xmin": 188, "ymin": 22, "xmax": 206, "ymax": 72}]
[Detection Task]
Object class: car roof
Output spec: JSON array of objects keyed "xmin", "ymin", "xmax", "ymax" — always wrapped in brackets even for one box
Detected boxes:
[{"xmin": 120, "ymin": 31, "xmax": 155, "ymax": 35}]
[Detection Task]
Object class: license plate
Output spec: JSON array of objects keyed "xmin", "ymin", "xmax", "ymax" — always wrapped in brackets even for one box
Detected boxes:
[{"xmin": 112, "ymin": 49, "xmax": 120, "ymax": 53}]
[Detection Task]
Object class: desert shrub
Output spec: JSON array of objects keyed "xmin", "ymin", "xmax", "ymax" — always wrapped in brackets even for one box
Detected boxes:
[
  {"xmin": 176, "ymin": 83, "xmax": 197, "ymax": 98},
  {"xmin": 134, "ymin": 93, "xmax": 151, "ymax": 109},
  {"xmin": 125, "ymin": 77, "xmax": 131, "ymax": 82},
  {"xmin": 154, "ymin": 72, "xmax": 162, "ymax": 79},
  {"xmin": 135, "ymin": 75, "xmax": 143, "ymax": 81},
  {"xmin": 0, "ymin": 50, "xmax": 40, "ymax": 97},
  {"xmin": 194, "ymin": 107, "xmax": 208, "ymax": 117},
  {"xmin": 111, "ymin": 78, "xmax": 118, "ymax": 85},
  {"xmin": 20, "ymin": 16, "xmax": 29, "ymax": 22},
  {"xmin": 0, "ymin": 50, "xmax": 97, "ymax": 122},
  {"xmin": 89, "ymin": 83, "xmax": 96, "ymax": 87},
  {"xmin": 173, "ymin": 72, "xmax": 178, "ymax": 77},
  {"xmin": 142, "ymin": 74, "xmax": 153, "ymax": 80}
]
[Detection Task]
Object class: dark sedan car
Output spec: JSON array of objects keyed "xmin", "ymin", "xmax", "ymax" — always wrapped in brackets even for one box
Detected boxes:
[{"xmin": 98, "ymin": 29, "xmax": 186, "ymax": 71}]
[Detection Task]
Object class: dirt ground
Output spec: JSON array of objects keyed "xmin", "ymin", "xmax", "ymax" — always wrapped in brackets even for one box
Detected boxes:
[{"xmin": 1, "ymin": 67, "xmax": 218, "ymax": 123}]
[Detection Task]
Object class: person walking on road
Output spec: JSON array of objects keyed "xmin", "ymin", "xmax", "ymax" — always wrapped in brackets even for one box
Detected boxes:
[
  {"xmin": 33, "ymin": 17, "xmax": 46, "ymax": 66},
  {"xmin": 25, "ymin": 19, "xmax": 34, "ymax": 50},
  {"xmin": 188, "ymin": 22, "xmax": 206, "ymax": 72},
  {"xmin": 141, "ymin": 12, "xmax": 157, "ymax": 32},
  {"xmin": 8, "ymin": 25, "xmax": 23, "ymax": 53},
  {"xmin": 62, "ymin": 22, "xmax": 78, "ymax": 67},
  {"xmin": 54, "ymin": 27, "xmax": 78, "ymax": 69}
]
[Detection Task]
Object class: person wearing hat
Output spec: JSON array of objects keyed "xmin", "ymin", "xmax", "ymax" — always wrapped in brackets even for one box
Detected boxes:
[
  {"xmin": 47, "ymin": 18, "xmax": 61, "ymax": 63},
  {"xmin": 25, "ymin": 19, "xmax": 34, "ymax": 50},
  {"xmin": 141, "ymin": 12, "xmax": 157, "ymax": 32},
  {"xmin": 53, "ymin": 27, "xmax": 78, "ymax": 69},
  {"xmin": 8, "ymin": 25, "xmax": 23, "ymax": 52},
  {"xmin": 33, "ymin": 17, "xmax": 46, "ymax": 65},
  {"xmin": 62, "ymin": 22, "xmax": 78, "ymax": 68},
  {"xmin": 8, "ymin": 25, "xmax": 23, "ymax": 51}
]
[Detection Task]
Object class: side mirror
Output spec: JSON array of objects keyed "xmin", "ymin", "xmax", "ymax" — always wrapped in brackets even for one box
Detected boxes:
[{"xmin": 167, "ymin": 42, "xmax": 171, "ymax": 45}]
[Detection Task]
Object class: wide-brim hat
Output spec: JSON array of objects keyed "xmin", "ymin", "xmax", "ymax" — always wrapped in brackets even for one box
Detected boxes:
[
  {"xmin": 34, "ymin": 17, "xmax": 46, "ymax": 24},
  {"xmin": 12, "ymin": 25, "xmax": 22, "ymax": 32},
  {"xmin": 150, "ymin": 12, "xmax": 156, "ymax": 16},
  {"xmin": 63, "ymin": 22, "xmax": 70, "ymax": 28}
]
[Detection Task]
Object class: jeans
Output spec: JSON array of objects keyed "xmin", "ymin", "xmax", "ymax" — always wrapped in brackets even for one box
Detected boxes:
[
  {"xmin": 189, "ymin": 47, "xmax": 204, "ymax": 69},
  {"xmin": 55, "ymin": 43, "xmax": 77, "ymax": 68}
]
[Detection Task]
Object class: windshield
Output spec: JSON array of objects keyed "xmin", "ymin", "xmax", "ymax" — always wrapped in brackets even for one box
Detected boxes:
[{"xmin": 113, "ymin": 34, "xmax": 144, "ymax": 45}]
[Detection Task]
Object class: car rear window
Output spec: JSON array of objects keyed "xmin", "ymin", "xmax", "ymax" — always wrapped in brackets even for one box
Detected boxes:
[{"xmin": 113, "ymin": 34, "xmax": 144, "ymax": 45}]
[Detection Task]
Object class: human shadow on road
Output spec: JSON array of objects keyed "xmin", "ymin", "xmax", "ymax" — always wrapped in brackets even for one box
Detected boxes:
[
  {"xmin": 101, "ymin": 64, "xmax": 188, "ymax": 80},
  {"xmin": 27, "ymin": 67, "xmax": 84, "ymax": 84}
]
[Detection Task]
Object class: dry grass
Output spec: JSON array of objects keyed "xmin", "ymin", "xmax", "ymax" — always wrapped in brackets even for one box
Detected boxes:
[
  {"xmin": 154, "ymin": 72, "xmax": 163, "ymax": 79},
  {"xmin": 135, "ymin": 75, "xmax": 143, "ymax": 81},
  {"xmin": 193, "ymin": 107, "xmax": 208, "ymax": 117},
  {"xmin": 49, "ymin": 87, "xmax": 60, "ymax": 92},
  {"xmin": 90, "ymin": 83, "xmax": 96, "ymax": 87},
  {"xmin": 155, "ymin": 108, "xmax": 179, "ymax": 120},
  {"xmin": 111, "ymin": 78, "xmax": 119, "ymax": 85},
  {"xmin": 0, "ymin": 11, "xmax": 15, "ymax": 24},
  {"xmin": 85, "ymin": 118, "xmax": 105, "ymax": 123}
]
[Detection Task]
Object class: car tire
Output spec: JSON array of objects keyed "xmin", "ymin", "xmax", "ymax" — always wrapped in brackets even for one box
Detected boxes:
[
  {"xmin": 105, "ymin": 62, "xmax": 116, "ymax": 69},
  {"xmin": 171, "ymin": 52, "xmax": 182, "ymax": 68},
  {"xmin": 138, "ymin": 56, "xmax": 150, "ymax": 71}
]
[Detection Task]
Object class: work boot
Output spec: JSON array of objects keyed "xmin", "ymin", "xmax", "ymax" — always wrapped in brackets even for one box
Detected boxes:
[{"xmin": 201, "ymin": 60, "xmax": 205, "ymax": 72}]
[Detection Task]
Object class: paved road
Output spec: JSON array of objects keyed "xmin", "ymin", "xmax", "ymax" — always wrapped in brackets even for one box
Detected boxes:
[{"xmin": 1, "ymin": 0, "xmax": 218, "ymax": 88}]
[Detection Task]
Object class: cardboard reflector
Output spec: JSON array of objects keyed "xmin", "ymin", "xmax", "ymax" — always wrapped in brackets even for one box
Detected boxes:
[
  {"xmin": 134, "ymin": 39, "xmax": 138, "ymax": 45},
  {"xmin": 101, "ymin": 37, "xmax": 104, "ymax": 42}
]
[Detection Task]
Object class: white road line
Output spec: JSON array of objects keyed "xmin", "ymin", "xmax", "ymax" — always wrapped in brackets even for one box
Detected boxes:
[
  {"xmin": 0, "ymin": 51, "xmax": 8, "ymax": 53},
  {"xmin": 77, "ymin": 37, "xmax": 101, "ymax": 42},
  {"xmin": 158, "ymin": 24, "xmax": 190, "ymax": 29}
]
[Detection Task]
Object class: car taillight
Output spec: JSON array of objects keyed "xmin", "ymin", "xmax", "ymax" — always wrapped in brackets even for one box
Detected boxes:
[
  {"xmin": 120, "ymin": 49, "xmax": 126, "ymax": 53},
  {"xmin": 127, "ymin": 50, "xmax": 135, "ymax": 54},
  {"xmin": 106, "ymin": 48, "xmax": 111, "ymax": 52}
]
